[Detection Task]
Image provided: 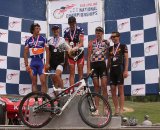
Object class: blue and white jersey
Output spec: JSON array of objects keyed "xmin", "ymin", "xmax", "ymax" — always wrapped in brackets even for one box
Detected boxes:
[
  {"xmin": 64, "ymin": 26, "xmax": 84, "ymax": 47},
  {"xmin": 25, "ymin": 35, "xmax": 47, "ymax": 59}
]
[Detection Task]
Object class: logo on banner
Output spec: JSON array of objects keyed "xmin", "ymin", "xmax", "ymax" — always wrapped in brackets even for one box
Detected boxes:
[
  {"xmin": 0, "ymin": 85, "xmax": 4, "ymax": 89},
  {"xmin": 145, "ymin": 44, "xmax": 156, "ymax": 53},
  {"xmin": 53, "ymin": 4, "xmax": 76, "ymax": 19},
  {"xmin": 0, "ymin": 32, "xmax": 7, "ymax": 37},
  {"xmin": 21, "ymin": 36, "xmax": 30, "ymax": 42},
  {"xmin": 131, "ymin": 33, "xmax": 143, "ymax": 41},
  {"xmin": 20, "ymin": 62, "xmax": 26, "ymax": 68},
  {"xmin": 0, "ymin": 59, "xmax": 5, "ymax": 63},
  {"xmin": 132, "ymin": 60, "xmax": 144, "ymax": 68},
  {"xmin": 63, "ymin": 77, "xmax": 69, "ymax": 85},
  {"xmin": 9, "ymin": 21, "xmax": 20, "ymax": 28},
  {"xmin": 48, "ymin": 1, "xmax": 101, "ymax": 24},
  {"xmin": 19, "ymin": 87, "xmax": 31, "ymax": 95},
  {"xmin": 132, "ymin": 87, "xmax": 144, "ymax": 95},
  {"xmin": 118, "ymin": 22, "xmax": 129, "ymax": 30},
  {"xmin": 7, "ymin": 73, "xmax": 18, "ymax": 80}
]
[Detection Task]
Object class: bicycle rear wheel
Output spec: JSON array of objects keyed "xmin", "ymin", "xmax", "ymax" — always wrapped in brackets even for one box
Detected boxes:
[
  {"xmin": 18, "ymin": 92, "xmax": 54, "ymax": 128},
  {"xmin": 78, "ymin": 93, "xmax": 112, "ymax": 128}
]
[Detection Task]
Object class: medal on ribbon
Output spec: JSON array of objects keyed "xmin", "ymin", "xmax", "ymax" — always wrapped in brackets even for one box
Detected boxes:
[
  {"xmin": 69, "ymin": 28, "xmax": 76, "ymax": 47},
  {"xmin": 32, "ymin": 35, "xmax": 40, "ymax": 48},
  {"xmin": 53, "ymin": 37, "xmax": 59, "ymax": 47},
  {"xmin": 53, "ymin": 36, "xmax": 60, "ymax": 53},
  {"xmin": 70, "ymin": 41, "xmax": 74, "ymax": 46},
  {"xmin": 112, "ymin": 43, "xmax": 120, "ymax": 62},
  {"xmin": 95, "ymin": 39, "xmax": 102, "ymax": 55},
  {"xmin": 113, "ymin": 57, "xmax": 117, "ymax": 61},
  {"xmin": 54, "ymin": 49, "xmax": 57, "ymax": 52}
]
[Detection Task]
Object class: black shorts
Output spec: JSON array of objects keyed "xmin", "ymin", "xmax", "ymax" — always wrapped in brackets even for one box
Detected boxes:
[
  {"xmin": 91, "ymin": 61, "xmax": 107, "ymax": 79},
  {"xmin": 110, "ymin": 65, "xmax": 124, "ymax": 85}
]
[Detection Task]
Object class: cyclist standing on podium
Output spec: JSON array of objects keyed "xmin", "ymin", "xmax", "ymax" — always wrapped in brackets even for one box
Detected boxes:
[
  {"xmin": 48, "ymin": 25, "xmax": 71, "ymax": 90},
  {"xmin": 64, "ymin": 16, "xmax": 84, "ymax": 86},
  {"xmin": 108, "ymin": 32, "xmax": 128, "ymax": 116},
  {"xmin": 87, "ymin": 27, "xmax": 110, "ymax": 115},
  {"xmin": 24, "ymin": 23, "xmax": 49, "ymax": 93}
]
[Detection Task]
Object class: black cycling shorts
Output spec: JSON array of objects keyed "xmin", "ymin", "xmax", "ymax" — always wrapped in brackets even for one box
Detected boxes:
[
  {"xmin": 110, "ymin": 65, "xmax": 124, "ymax": 85},
  {"xmin": 91, "ymin": 61, "xmax": 107, "ymax": 79}
]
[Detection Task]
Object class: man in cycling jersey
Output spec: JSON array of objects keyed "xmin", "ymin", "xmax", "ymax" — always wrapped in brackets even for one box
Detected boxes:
[
  {"xmin": 87, "ymin": 27, "xmax": 110, "ymax": 115},
  {"xmin": 64, "ymin": 16, "xmax": 84, "ymax": 86},
  {"xmin": 24, "ymin": 23, "xmax": 49, "ymax": 93},
  {"xmin": 108, "ymin": 32, "xmax": 128, "ymax": 116},
  {"xmin": 48, "ymin": 25, "xmax": 70, "ymax": 90}
]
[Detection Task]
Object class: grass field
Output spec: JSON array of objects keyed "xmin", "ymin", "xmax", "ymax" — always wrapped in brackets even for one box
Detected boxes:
[{"xmin": 109, "ymin": 100, "xmax": 160, "ymax": 124}]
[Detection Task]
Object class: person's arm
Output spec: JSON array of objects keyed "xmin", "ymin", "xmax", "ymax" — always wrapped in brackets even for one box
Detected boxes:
[
  {"xmin": 44, "ymin": 38, "xmax": 50, "ymax": 72},
  {"xmin": 123, "ymin": 45, "xmax": 129, "ymax": 78},
  {"xmin": 64, "ymin": 40, "xmax": 71, "ymax": 52},
  {"xmin": 73, "ymin": 28, "xmax": 84, "ymax": 50},
  {"xmin": 107, "ymin": 55, "xmax": 111, "ymax": 73},
  {"xmin": 63, "ymin": 51, "xmax": 68, "ymax": 71},
  {"xmin": 106, "ymin": 46, "xmax": 111, "ymax": 73},
  {"xmin": 63, "ymin": 30, "xmax": 72, "ymax": 52},
  {"xmin": 23, "ymin": 46, "xmax": 30, "ymax": 72},
  {"xmin": 105, "ymin": 40, "xmax": 110, "ymax": 61},
  {"xmin": 104, "ymin": 40, "xmax": 110, "ymax": 71},
  {"xmin": 45, "ymin": 44, "xmax": 50, "ymax": 71},
  {"xmin": 87, "ymin": 41, "xmax": 92, "ymax": 75},
  {"xmin": 78, "ymin": 33, "xmax": 84, "ymax": 48}
]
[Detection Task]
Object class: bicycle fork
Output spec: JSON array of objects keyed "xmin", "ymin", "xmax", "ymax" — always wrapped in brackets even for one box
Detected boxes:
[{"xmin": 87, "ymin": 91, "xmax": 97, "ymax": 112}]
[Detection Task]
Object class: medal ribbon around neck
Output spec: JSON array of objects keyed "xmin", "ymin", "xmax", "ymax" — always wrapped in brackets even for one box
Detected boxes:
[
  {"xmin": 32, "ymin": 35, "xmax": 40, "ymax": 47},
  {"xmin": 113, "ymin": 43, "xmax": 120, "ymax": 57},
  {"xmin": 96, "ymin": 39, "xmax": 102, "ymax": 49},
  {"xmin": 69, "ymin": 27, "xmax": 76, "ymax": 42},
  {"xmin": 53, "ymin": 36, "xmax": 60, "ymax": 47}
]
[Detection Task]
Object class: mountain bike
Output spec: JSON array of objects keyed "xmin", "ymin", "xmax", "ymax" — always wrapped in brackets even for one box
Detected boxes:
[{"xmin": 18, "ymin": 69, "xmax": 112, "ymax": 128}]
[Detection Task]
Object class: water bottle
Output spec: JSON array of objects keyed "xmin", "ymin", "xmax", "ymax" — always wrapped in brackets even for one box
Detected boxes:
[{"xmin": 88, "ymin": 77, "xmax": 93, "ymax": 86}]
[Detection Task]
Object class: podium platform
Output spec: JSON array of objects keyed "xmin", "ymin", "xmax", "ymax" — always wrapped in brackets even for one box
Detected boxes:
[{"xmin": 29, "ymin": 96, "xmax": 121, "ymax": 129}]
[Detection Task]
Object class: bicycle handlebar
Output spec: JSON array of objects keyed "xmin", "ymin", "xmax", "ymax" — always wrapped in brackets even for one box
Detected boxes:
[{"xmin": 73, "ymin": 47, "xmax": 84, "ymax": 61}]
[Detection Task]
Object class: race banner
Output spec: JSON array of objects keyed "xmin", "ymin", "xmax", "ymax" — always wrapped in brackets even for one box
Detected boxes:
[{"xmin": 47, "ymin": 0, "xmax": 103, "ymax": 24}]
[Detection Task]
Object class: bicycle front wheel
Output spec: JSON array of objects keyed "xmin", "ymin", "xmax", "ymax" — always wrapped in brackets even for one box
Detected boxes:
[
  {"xmin": 18, "ymin": 92, "xmax": 54, "ymax": 128},
  {"xmin": 78, "ymin": 93, "xmax": 112, "ymax": 128}
]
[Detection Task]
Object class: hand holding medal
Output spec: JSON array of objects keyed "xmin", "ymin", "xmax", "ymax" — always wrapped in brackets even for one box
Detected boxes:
[
  {"xmin": 70, "ymin": 41, "xmax": 74, "ymax": 47},
  {"xmin": 68, "ymin": 48, "xmax": 76, "ymax": 58}
]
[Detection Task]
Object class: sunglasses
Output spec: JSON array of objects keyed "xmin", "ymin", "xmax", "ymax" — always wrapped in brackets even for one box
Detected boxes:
[{"xmin": 95, "ymin": 28, "xmax": 104, "ymax": 32}]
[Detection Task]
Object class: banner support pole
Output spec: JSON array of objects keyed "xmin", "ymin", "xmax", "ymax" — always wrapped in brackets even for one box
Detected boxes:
[{"xmin": 155, "ymin": 0, "xmax": 160, "ymax": 94}]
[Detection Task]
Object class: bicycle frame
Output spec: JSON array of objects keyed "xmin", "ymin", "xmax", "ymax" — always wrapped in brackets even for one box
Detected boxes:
[
  {"xmin": 35, "ymin": 69, "xmax": 93, "ymax": 115},
  {"xmin": 73, "ymin": 47, "xmax": 84, "ymax": 61},
  {"xmin": 60, "ymin": 79, "xmax": 87, "ymax": 112},
  {"xmin": 35, "ymin": 76, "xmax": 91, "ymax": 114}
]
